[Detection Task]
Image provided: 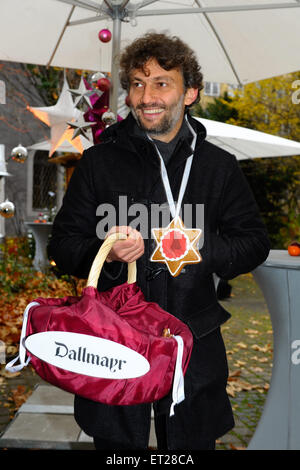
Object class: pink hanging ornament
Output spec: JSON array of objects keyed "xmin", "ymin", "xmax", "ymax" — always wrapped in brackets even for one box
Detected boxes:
[{"xmin": 98, "ymin": 29, "xmax": 112, "ymax": 43}]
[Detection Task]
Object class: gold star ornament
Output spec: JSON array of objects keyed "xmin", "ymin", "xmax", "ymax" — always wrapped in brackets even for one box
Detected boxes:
[{"xmin": 150, "ymin": 217, "xmax": 202, "ymax": 277}]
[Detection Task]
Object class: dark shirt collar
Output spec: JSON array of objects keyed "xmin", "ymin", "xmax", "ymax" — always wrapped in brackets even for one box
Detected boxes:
[{"xmin": 132, "ymin": 115, "xmax": 193, "ymax": 165}]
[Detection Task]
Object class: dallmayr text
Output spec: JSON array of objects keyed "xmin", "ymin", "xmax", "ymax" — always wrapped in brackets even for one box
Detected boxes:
[{"xmin": 54, "ymin": 341, "xmax": 127, "ymax": 372}]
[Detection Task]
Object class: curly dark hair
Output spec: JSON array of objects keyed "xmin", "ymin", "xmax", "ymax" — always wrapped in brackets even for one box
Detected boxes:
[{"xmin": 119, "ymin": 32, "xmax": 204, "ymax": 106}]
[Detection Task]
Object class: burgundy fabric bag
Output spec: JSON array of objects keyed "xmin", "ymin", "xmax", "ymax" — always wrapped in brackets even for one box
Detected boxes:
[{"xmin": 6, "ymin": 233, "xmax": 193, "ymax": 415}]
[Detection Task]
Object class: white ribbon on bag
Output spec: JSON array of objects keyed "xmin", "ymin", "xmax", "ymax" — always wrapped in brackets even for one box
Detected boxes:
[
  {"xmin": 170, "ymin": 335, "xmax": 185, "ymax": 417},
  {"xmin": 5, "ymin": 301, "xmax": 40, "ymax": 373}
]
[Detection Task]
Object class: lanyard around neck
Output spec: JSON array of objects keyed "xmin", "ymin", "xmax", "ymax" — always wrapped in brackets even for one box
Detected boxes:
[{"xmin": 148, "ymin": 115, "xmax": 197, "ymax": 220}]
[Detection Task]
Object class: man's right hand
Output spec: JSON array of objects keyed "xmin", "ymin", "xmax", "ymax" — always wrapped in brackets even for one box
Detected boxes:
[{"xmin": 105, "ymin": 226, "xmax": 145, "ymax": 264}]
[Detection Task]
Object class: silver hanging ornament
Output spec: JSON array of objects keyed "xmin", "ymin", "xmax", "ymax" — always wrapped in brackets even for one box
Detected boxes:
[
  {"xmin": 0, "ymin": 199, "xmax": 15, "ymax": 218},
  {"xmin": 88, "ymin": 72, "xmax": 106, "ymax": 88},
  {"xmin": 67, "ymin": 115, "xmax": 96, "ymax": 140},
  {"xmin": 68, "ymin": 77, "xmax": 93, "ymax": 109},
  {"xmin": 11, "ymin": 144, "xmax": 28, "ymax": 163},
  {"xmin": 102, "ymin": 110, "xmax": 116, "ymax": 127}
]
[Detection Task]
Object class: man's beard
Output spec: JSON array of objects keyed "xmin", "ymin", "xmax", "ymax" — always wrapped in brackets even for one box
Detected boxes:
[{"xmin": 131, "ymin": 95, "xmax": 185, "ymax": 138}]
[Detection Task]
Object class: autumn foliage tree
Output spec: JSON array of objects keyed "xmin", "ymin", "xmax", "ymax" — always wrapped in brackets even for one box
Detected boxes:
[
  {"xmin": 193, "ymin": 73, "xmax": 300, "ymax": 248},
  {"xmin": 227, "ymin": 72, "xmax": 300, "ymax": 141},
  {"xmin": 227, "ymin": 72, "xmax": 300, "ymax": 248},
  {"xmin": 192, "ymin": 91, "xmax": 238, "ymax": 123}
]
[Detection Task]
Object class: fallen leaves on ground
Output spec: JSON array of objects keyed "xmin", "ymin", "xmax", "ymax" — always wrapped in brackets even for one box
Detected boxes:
[
  {"xmin": 234, "ymin": 340, "xmax": 273, "ymax": 353},
  {"xmin": 226, "ymin": 369, "xmax": 270, "ymax": 397},
  {"xmin": 251, "ymin": 344, "xmax": 273, "ymax": 353},
  {"xmin": 250, "ymin": 355, "xmax": 270, "ymax": 363},
  {"xmin": 229, "ymin": 443, "xmax": 246, "ymax": 450},
  {"xmin": 234, "ymin": 360, "xmax": 246, "ymax": 367},
  {"xmin": 0, "ymin": 366, "xmax": 20, "ymax": 379},
  {"xmin": 0, "ymin": 272, "xmax": 79, "ymax": 348},
  {"xmin": 251, "ymin": 367, "xmax": 264, "ymax": 373},
  {"xmin": 244, "ymin": 328, "xmax": 260, "ymax": 338},
  {"xmin": 6, "ymin": 385, "xmax": 32, "ymax": 416},
  {"xmin": 0, "ymin": 365, "xmax": 34, "ymax": 418},
  {"xmin": 215, "ymin": 439, "xmax": 246, "ymax": 450},
  {"xmin": 245, "ymin": 329, "xmax": 260, "ymax": 335},
  {"xmin": 250, "ymin": 319, "xmax": 262, "ymax": 326}
]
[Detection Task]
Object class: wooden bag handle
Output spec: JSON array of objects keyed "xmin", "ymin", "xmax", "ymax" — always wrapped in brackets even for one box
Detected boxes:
[{"xmin": 86, "ymin": 232, "xmax": 137, "ymax": 288}]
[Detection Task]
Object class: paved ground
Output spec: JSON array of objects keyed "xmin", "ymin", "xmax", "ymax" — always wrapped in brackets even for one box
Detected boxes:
[
  {"xmin": 217, "ymin": 273, "xmax": 272, "ymax": 450},
  {"xmin": 0, "ymin": 273, "xmax": 272, "ymax": 451}
]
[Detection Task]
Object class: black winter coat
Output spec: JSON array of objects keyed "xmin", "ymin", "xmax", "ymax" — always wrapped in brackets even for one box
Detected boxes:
[{"xmin": 48, "ymin": 112, "xmax": 270, "ymax": 441}]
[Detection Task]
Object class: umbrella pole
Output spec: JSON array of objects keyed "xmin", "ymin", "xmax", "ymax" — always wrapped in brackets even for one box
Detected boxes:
[{"xmin": 110, "ymin": 15, "xmax": 122, "ymax": 117}]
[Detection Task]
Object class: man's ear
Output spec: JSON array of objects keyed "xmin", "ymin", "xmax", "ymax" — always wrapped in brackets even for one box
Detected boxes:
[{"xmin": 184, "ymin": 88, "xmax": 198, "ymax": 106}]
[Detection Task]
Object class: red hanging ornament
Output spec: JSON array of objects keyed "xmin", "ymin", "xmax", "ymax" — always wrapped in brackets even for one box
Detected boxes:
[
  {"xmin": 98, "ymin": 29, "xmax": 112, "ymax": 43},
  {"xmin": 97, "ymin": 77, "xmax": 111, "ymax": 92}
]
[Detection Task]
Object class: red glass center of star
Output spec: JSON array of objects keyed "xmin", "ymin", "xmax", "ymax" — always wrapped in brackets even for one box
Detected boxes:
[{"xmin": 161, "ymin": 229, "xmax": 188, "ymax": 260}]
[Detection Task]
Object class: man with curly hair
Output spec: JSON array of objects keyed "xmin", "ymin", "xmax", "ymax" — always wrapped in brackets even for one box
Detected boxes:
[{"xmin": 48, "ymin": 32, "xmax": 270, "ymax": 451}]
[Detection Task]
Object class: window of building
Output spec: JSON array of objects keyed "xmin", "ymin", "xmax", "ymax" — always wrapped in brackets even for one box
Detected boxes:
[
  {"xmin": 227, "ymin": 83, "xmax": 244, "ymax": 97},
  {"xmin": 204, "ymin": 82, "xmax": 220, "ymax": 97},
  {"xmin": 0, "ymin": 80, "xmax": 5, "ymax": 104},
  {"xmin": 32, "ymin": 151, "xmax": 57, "ymax": 210}
]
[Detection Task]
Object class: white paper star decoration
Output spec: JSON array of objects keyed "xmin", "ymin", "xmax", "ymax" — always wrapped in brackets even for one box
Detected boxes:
[{"xmin": 27, "ymin": 77, "xmax": 92, "ymax": 157}]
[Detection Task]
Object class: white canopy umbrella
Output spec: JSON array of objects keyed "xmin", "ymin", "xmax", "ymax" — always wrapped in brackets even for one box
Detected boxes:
[
  {"xmin": 195, "ymin": 117, "xmax": 300, "ymax": 159},
  {"xmin": 1, "ymin": 0, "xmax": 300, "ymax": 113}
]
